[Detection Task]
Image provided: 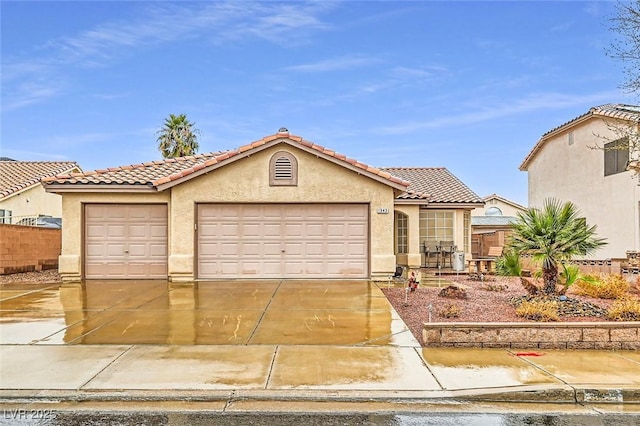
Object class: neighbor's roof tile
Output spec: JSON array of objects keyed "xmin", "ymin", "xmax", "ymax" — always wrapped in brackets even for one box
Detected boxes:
[
  {"xmin": 382, "ymin": 167, "xmax": 483, "ymax": 203},
  {"xmin": 0, "ymin": 160, "xmax": 80, "ymax": 199}
]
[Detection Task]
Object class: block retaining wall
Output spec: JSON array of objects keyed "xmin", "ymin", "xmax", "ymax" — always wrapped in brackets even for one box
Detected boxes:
[
  {"xmin": 0, "ymin": 224, "xmax": 61, "ymax": 275},
  {"xmin": 423, "ymin": 322, "xmax": 639, "ymax": 350}
]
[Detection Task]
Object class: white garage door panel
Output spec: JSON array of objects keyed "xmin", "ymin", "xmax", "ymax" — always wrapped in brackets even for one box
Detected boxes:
[
  {"xmin": 197, "ymin": 204, "xmax": 368, "ymax": 279},
  {"xmin": 85, "ymin": 204, "xmax": 168, "ymax": 279}
]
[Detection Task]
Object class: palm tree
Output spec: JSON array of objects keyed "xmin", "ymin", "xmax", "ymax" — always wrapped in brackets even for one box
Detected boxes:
[
  {"xmin": 508, "ymin": 199, "xmax": 607, "ymax": 295},
  {"xmin": 157, "ymin": 114, "xmax": 200, "ymax": 158}
]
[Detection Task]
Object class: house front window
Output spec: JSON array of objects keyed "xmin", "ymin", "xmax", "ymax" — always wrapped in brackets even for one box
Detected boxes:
[
  {"xmin": 604, "ymin": 137, "xmax": 629, "ymax": 176},
  {"xmin": 395, "ymin": 212, "xmax": 408, "ymax": 254},
  {"xmin": 0, "ymin": 209, "xmax": 11, "ymax": 224},
  {"xmin": 419, "ymin": 210, "xmax": 454, "ymax": 246},
  {"xmin": 464, "ymin": 211, "xmax": 470, "ymax": 253}
]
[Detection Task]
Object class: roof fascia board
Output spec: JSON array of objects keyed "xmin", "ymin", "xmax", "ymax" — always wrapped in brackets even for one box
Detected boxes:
[
  {"xmin": 44, "ymin": 184, "xmax": 156, "ymax": 193},
  {"xmin": 423, "ymin": 202, "xmax": 485, "ymax": 209},
  {"xmin": 155, "ymin": 138, "xmax": 409, "ymax": 192},
  {"xmin": 393, "ymin": 199, "xmax": 429, "ymax": 205}
]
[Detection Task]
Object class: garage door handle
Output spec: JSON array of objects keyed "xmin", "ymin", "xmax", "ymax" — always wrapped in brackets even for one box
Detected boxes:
[
  {"xmin": 124, "ymin": 250, "xmax": 129, "ymax": 253},
  {"xmin": 281, "ymin": 250, "xmax": 285, "ymax": 253}
]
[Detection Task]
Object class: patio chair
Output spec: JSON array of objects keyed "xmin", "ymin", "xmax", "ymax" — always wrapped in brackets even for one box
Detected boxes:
[
  {"xmin": 423, "ymin": 241, "xmax": 440, "ymax": 268},
  {"xmin": 439, "ymin": 240, "xmax": 456, "ymax": 268}
]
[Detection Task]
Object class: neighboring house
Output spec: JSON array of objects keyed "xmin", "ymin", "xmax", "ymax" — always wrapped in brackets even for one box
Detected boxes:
[
  {"xmin": 0, "ymin": 160, "xmax": 81, "ymax": 226},
  {"xmin": 470, "ymin": 194, "xmax": 526, "ymax": 256},
  {"xmin": 43, "ymin": 130, "xmax": 483, "ymax": 282},
  {"xmin": 520, "ymin": 103, "xmax": 640, "ymax": 260}
]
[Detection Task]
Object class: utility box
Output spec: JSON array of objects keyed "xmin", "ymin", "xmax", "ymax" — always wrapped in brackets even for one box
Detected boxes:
[{"xmin": 453, "ymin": 251, "xmax": 465, "ymax": 271}]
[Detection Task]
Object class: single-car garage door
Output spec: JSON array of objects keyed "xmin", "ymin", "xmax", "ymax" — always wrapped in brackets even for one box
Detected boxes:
[
  {"xmin": 197, "ymin": 204, "xmax": 368, "ymax": 279},
  {"xmin": 84, "ymin": 204, "xmax": 168, "ymax": 279}
]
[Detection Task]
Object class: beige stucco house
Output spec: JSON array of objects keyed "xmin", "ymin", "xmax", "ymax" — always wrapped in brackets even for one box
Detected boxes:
[
  {"xmin": 0, "ymin": 160, "xmax": 80, "ymax": 225},
  {"xmin": 44, "ymin": 130, "xmax": 483, "ymax": 282},
  {"xmin": 520, "ymin": 104, "xmax": 640, "ymax": 260}
]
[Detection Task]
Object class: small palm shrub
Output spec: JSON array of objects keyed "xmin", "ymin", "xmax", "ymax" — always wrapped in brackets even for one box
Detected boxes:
[
  {"xmin": 607, "ymin": 297, "xmax": 640, "ymax": 321},
  {"xmin": 515, "ymin": 299, "xmax": 559, "ymax": 322},
  {"xmin": 438, "ymin": 303, "xmax": 461, "ymax": 319},
  {"xmin": 575, "ymin": 274, "xmax": 629, "ymax": 299},
  {"xmin": 496, "ymin": 250, "xmax": 522, "ymax": 277}
]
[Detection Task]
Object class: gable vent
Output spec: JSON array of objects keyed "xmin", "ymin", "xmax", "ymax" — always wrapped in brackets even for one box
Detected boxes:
[{"xmin": 274, "ymin": 157, "xmax": 293, "ymax": 180}]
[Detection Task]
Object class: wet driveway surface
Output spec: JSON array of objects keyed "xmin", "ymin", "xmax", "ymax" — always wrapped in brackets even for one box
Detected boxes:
[
  {"xmin": 1, "ymin": 280, "xmax": 640, "ymax": 398},
  {"xmin": 0, "ymin": 280, "xmax": 414, "ymax": 346}
]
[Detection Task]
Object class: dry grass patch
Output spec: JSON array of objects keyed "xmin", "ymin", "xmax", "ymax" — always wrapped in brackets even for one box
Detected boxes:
[
  {"xmin": 575, "ymin": 274, "xmax": 629, "ymax": 299},
  {"xmin": 438, "ymin": 303, "xmax": 462, "ymax": 319},
  {"xmin": 515, "ymin": 299, "xmax": 559, "ymax": 322},
  {"xmin": 607, "ymin": 297, "xmax": 640, "ymax": 321}
]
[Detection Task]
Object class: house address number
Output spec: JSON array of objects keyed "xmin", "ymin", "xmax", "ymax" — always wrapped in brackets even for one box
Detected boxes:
[{"xmin": 376, "ymin": 208, "xmax": 389, "ymax": 214}]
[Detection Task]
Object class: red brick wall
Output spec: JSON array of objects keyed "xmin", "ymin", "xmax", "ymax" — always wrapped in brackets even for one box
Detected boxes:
[{"xmin": 0, "ymin": 224, "xmax": 61, "ymax": 274}]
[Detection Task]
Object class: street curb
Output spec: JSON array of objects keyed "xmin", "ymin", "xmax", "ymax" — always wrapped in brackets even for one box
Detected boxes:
[{"xmin": 2, "ymin": 385, "xmax": 637, "ymax": 405}]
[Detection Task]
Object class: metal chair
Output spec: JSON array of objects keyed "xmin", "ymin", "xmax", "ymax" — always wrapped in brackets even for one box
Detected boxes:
[
  {"xmin": 439, "ymin": 240, "xmax": 456, "ymax": 268},
  {"xmin": 423, "ymin": 241, "xmax": 440, "ymax": 268}
]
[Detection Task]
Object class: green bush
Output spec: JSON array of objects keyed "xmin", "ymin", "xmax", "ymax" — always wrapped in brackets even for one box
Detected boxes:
[{"xmin": 496, "ymin": 250, "xmax": 522, "ymax": 277}]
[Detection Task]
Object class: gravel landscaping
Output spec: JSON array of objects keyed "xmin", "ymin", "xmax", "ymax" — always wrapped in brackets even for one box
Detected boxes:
[{"xmin": 382, "ymin": 275, "xmax": 640, "ymax": 345}]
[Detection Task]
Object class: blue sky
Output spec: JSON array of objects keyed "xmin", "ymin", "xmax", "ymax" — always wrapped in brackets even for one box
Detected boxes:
[{"xmin": 1, "ymin": 1, "xmax": 634, "ymax": 206}]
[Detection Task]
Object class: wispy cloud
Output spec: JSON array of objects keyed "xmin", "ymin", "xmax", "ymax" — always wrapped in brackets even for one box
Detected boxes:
[
  {"xmin": 375, "ymin": 91, "xmax": 621, "ymax": 135},
  {"xmin": 2, "ymin": 1, "xmax": 336, "ymax": 112},
  {"xmin": 284, "ymin": 55, "xmax": 380, "ymax": 73}
]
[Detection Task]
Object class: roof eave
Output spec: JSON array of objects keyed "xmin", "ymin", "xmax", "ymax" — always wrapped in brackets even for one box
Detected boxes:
[
  {"xmin": 44, "ymin": 184, "xmax": 157, "ymax": 193},
  {"xmin": 423, "ymin": 202, "xmax": 485, "ymax": 209}
]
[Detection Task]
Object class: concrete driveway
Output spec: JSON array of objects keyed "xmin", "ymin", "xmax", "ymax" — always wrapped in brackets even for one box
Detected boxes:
[
  {"xmin": 0, "ymin": 280, "xmax": 416, "ymax": 346},
  {"xmin": 1, "ymin": 280, "xmax": 639, "ymax": 401}
]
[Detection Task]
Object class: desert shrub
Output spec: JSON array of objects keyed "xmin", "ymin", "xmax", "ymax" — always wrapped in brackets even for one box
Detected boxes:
[
  {"xmin": 496, "ymin": 250, "xmax": 522, "ymax": 277},
  {"xmin": 575, "ymin": 274, "xmax": 629, "ymax": 299},
  {"xmin": 480, "ymin": 283, "xmax": 509, "ymax": 292},
  {"xmin": 438, "ymin": 304, "xmax": 461, "ymax": 318},
  {"xmin": 607, "ymin": 297, "xmax": 640, "ymax": 321},
  {"xmin": 515, "ymin": 299, "xmax": 559, "ymax": 322},
  {"xmin": 438, "ymin": 285, "xmax": 467, "ymax": 299}
]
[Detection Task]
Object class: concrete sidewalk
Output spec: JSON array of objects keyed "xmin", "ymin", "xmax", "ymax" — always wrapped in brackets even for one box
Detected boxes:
[{"xmin": 1, "ymin": 344, "xmax": 640, "ymax": 405}]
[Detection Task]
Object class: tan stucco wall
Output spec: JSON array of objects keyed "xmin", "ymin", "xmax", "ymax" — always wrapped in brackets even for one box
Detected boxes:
[
  {"xmin": 59, "ymin": 192, "xmax": 170, "ymax": 281},
  {"xmin": 0, "ymin": 184, "xmax": 64, "ymax": 221},
  {"xmin": 170, "ymin": 144, "xmax": 397, "ymax": 281},
  {"xmin": 526, "ymin": 118, "xmax": 640, "ymax": 259}
]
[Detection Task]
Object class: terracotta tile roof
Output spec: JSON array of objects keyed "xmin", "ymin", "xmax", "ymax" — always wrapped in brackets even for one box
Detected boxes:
[
  {"xmin": 43, "ymin": 132, "xmax": 411, "ymax": 190},
  {"xmin": 520, "ymin": 103, "xmax": 640, "ymax": 170},
  {"xmin": 43, "ymin": 153, "xmax": 224, "ymax": 187},
  {"xmin": 0, "ymin": 160, "xmax": 80, "ymax": 199},
  {"xmin": 382, "ymin": 167, "xmax": 484, "ymax": 203}
]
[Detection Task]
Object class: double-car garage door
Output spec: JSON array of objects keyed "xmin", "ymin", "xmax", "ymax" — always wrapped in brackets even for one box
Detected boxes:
[
  {"xmin": 197, "ymin": 204, "xmax": 369, "ymax": 279},
  {"xmin": 84, "ymin": 203, "xmax": 369, "ymax": 279}
]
